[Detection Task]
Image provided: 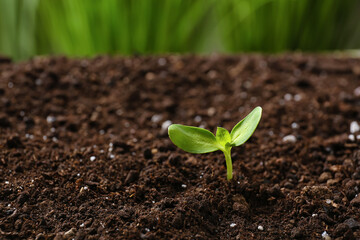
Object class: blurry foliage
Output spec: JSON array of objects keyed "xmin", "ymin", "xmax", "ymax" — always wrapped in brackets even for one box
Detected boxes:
[
  {"xmin": 0, "ymin": 0, "xmax": 39, "ymax": 60},
  {"xmin": 36, "ymin": 0, "xmax": 214, "ymax": 56},
  {"xmin": 217, "ymin": 0, "xmax": 360, "ymax": 52},
  {"xmin": 0, "ymin": 0, "xmax": 360, "ymax": 60}
]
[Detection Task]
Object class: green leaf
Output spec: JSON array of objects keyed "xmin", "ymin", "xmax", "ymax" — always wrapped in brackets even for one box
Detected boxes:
[
  {"xmin": 230, "ymin": 106, "xmax": 262, "ymax": 147},
  {"xmin": 168, "ymin": 124, "xmax": 219, "ymax": 154},
  {"xmin": 215, "ymin": 127, "xmax": 231, "ymax": 148}
]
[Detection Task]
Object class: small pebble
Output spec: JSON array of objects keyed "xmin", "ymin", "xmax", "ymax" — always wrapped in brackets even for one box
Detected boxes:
[
  {"xmin": 294, "ymin": 94, "xmax": 302, "ymax": 101},
  {"xmin": 158, "ymin": 58, "xmax": 166, "ymax": 66},
  {"xmin": 354, "ymin": 86, "xmax": 360, "ymax": 97},
  {"xmin": 151, "ymin": 114, "xmax": 162, "ymax": 123},
  {"xmin": 239, "ymin": 92, "xmax": 247, "ymax": 100},
  {"xmin": 284, "ymin": 93, "xmax": 293, "ymax": 101},
  {"xmin": 194, "ymin": 115, "xmax": 202, "ymax": 123},
  {"xmin": 25, "ymin": 134, "xmax": 33, "ymax": 139},
  {"xmin": 161, "ymin": 120, "xmax": 172, "ymax": 131},
  {"xmin": 90, "ymin": 156, "xmax": 96, "ymax": 161},
  {"xmin": 207, "ymin": 107, "xmax": 216, "ymax": 116},
  {"xmin": 46, "ymin": 116, "xmax": 56, "ymax": 123},
  {"xmin": 291, "ymin": 122, "xmax": 299, "ymax": 129},
  {"xmin": 258, "ymin": 225, "xmax": 264, "ymax": 231},
  {"xmin": 350, "ymin": 121, "xmax": 360, "ymax": 133},
  {"xmin": 230, "ymin": 223, "xmax": 237, "ymax": 228},
  {"xmin": 145, "ymin": 72, "xmax": 155, "ymax": 80},
  {"xmin": 35, "ymin": 78, "xmax": 42, "ymax": 85},
  {"xmin": 181, "ymin": 184, "xmax": 187, "ymax": 188},
  {"xmin": 348, "ymin": 134, "xmax": 355, "ymax": 141},
  {"xmin": 243, "ymin": 81, "xmax": 251, "ymax": 88},
  {"xmin": 283, "ymin": 135, "xmax": 296, "ymax": 143},
  {"xmin": 321, "ymin": 231, "xmax": 331, "ymax": 240},
  {"xmin": 116, "ymin": 109, "xmax": 123, "ymax": 116}
]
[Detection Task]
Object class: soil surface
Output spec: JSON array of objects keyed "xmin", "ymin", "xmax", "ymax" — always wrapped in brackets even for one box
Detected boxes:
[{"xmin": 0, "ymin": 54, "xmax": 360, "ymax": 239}]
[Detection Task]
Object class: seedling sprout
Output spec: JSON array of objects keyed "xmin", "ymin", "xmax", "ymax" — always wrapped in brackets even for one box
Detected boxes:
[{"xmin": 168, "ymin": 106, "xmax": 262, "ymax": 180}]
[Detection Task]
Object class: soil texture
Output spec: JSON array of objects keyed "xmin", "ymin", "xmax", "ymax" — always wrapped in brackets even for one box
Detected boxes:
[{"xmin": 0, "ymin": 54, "xmax": 360, "ymax": 239}]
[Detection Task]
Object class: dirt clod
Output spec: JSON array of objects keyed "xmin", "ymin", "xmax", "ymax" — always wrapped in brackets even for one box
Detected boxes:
[
  {"xmin": 344, "ymin": 218, "xmax": 360, "ymax": 230},
  {"xmin": 6, "ymin": 136, "xmax": 23, "ymax": 148},
  {"xmin": 350, "ymin": 194, "xmax": 360, "ymax": 206},
  {"xmin": 319, "ymin": 172, "xmax": 332, "ymax": 183},
  {"xmin": 290, "ymin": 227, "xmax": 305, "ymax": 239}
]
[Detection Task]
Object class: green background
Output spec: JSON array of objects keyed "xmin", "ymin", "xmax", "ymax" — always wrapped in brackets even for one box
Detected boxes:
[{"xmin": 1, "ymin": 0, "xmax": 360, "ymax": 60}]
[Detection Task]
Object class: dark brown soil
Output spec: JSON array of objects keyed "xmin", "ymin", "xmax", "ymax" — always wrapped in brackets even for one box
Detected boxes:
[{"xmin": 0, "ymin": 54, "xmax": 360, "ymax": 239}]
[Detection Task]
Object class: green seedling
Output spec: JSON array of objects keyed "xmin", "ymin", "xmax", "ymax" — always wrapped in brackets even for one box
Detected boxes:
[{"xmin": 168, "ymin": 106, "xmax": 262, "ymax": 180}]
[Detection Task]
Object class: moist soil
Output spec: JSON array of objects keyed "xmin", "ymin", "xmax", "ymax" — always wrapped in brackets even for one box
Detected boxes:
[{"xmin": 0, "ymin": 54, "xmax": 360, "ymax": 239}]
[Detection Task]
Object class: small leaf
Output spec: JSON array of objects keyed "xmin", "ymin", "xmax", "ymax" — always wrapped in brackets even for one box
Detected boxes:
[
  {"xmin": 216, "ymin": 127, "xmax": 231, "ymax": 148},
  {"xmin": 168, "ymin": 124, "xmax": 219, "ymax": 154},
  {"xmin": 230, "ymin": 106, "xmax": 262, "ymax": 147}
]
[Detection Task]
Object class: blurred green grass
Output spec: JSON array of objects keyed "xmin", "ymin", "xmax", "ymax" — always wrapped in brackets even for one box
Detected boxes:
[
  {"xmin": 217, "ymin": 0, "xmax": 360, "ymax": 52},
  {"xmin": 0, "ymin": 0, "xmax": 360, "ymax": 60}
]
